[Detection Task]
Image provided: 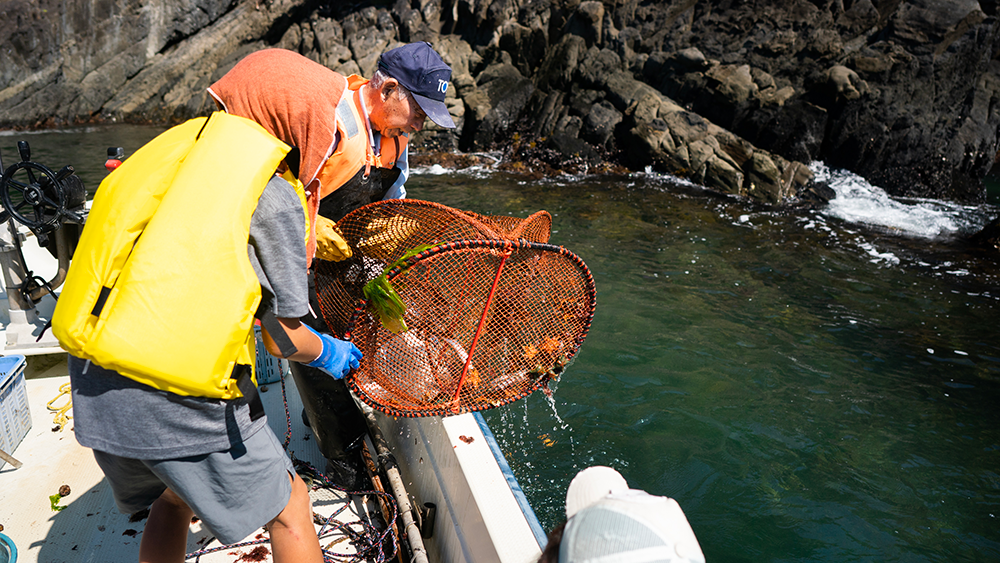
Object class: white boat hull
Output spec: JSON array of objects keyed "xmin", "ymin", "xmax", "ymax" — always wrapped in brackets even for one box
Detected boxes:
[{"xmin": 374, "ymin": 411, "xmax": 545, "ymax": 563}]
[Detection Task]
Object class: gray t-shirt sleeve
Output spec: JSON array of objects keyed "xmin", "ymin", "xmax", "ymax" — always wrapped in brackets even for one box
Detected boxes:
[{"xmin": 248, "ymin": 175, "xmax": 309, "ymax": 319}]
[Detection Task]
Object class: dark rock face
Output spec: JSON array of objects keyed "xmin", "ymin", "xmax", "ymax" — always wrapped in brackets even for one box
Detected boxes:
[
  {"xmin": 2, "ymin": 0, "xmax": 999, "ymax": 208},
  {"xmin": 971, "ymin": 214, "xmax": 1000, "ymax": 250},
  {"xmin": 629, "ymin": 0, "xmax": 1000, "ymax": 204},
  {"xmin": 466, "ymin": 61, "xmax": 535, "ymax": 150}
]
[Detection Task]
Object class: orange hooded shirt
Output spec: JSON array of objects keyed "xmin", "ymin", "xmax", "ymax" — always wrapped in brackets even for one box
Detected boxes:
[{"xmin": 208, "ymin": 49, "xmax": 346, "ymax": 264}]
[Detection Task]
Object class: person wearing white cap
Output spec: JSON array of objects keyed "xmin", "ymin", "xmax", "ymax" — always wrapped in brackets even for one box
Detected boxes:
[{"xmin": 538, "ymin": 466, "xmax": 707, "ymax": 563}]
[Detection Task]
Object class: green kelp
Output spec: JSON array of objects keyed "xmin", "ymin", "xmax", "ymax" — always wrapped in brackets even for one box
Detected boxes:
[
  {"xmin": 49, "ymin": 493, "xmax": 66, "ymax": 512},
  {"xmin": 363, "ymin": 245, "xmax": 432, "ymax": 334}
]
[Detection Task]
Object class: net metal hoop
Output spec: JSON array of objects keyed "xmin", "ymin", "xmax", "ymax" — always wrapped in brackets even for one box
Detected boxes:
[{"xmin": 343, "ymin": 238, "xmax": 597, "ymax": 418}]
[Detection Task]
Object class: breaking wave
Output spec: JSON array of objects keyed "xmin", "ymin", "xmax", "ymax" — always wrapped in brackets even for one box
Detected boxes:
[{"xmin": 811, "ymin": 162, "xmax": 996, "ymax": 239}]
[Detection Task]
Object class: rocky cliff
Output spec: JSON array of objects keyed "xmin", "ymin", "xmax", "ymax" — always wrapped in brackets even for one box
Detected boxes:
[{"xmin": 2, "ymin": 0, "xmax": 999, "ymax": 207}]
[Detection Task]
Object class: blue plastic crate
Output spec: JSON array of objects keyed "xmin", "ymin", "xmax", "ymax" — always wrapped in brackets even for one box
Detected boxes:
[
  {"xmin": 253, "ymin": 326, "xmax": 288, "ymax": 385},
  {"xmin": 0, "ymin": 354, "xmax": 30, "ymax": 469}
]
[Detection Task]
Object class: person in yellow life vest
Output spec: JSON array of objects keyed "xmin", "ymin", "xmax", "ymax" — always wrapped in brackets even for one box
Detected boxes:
[
  {"xmin": 55, "ymin": 113, "xmax": 362, "ymax": 563},
  {"xmin": 208, "ymin": 42, "xmax": 456, "ymax": 490}
]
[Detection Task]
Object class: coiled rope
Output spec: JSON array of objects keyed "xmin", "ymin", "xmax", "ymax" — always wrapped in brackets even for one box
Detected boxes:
[{"xmin": 46, "ymin": 382, "xmax": 72, "ymax": 431}]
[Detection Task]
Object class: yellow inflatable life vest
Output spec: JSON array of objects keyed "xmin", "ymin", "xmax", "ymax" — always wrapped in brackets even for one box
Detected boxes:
[{"xmin": 52, "ymin": 112, "xmax": 307, "ymax": 399}]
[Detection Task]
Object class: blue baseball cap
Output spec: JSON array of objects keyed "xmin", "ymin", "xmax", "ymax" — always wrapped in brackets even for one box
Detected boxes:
[{"xmin": 378, "ymin": 42, "xmax": 456, "ymax": 129}]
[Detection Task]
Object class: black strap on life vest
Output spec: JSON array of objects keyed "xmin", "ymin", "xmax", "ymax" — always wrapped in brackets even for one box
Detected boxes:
[
  {"xmin": 235, "ymin": 365, "xmax": 265, "ymax": 421},
  {"xmin": 257, "ymin": 308, "xmax": 298, "ymax": 359},
  {"xmin": 284, "ymin": 147, "xmax": 301, "ymax": 179}
]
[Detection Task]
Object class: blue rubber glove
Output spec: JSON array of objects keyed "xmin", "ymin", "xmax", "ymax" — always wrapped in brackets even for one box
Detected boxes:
[{"xmin": 304, "ymin": 324, "xmax": 362, "ymax": 380}]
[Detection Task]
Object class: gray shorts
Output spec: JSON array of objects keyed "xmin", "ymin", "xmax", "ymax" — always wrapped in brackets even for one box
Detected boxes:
[{"xmin": 93, "ymin": 425, "xmax": 295, "ymax": 545}]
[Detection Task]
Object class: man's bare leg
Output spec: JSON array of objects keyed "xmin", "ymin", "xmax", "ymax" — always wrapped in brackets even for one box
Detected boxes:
[
  {"xmin": 268, "ymin": 472, "xmax": 323, "ymax": 563},
  {"xmin": 139, "ymin": 488, "xmax": 195, "ymax": 563}
]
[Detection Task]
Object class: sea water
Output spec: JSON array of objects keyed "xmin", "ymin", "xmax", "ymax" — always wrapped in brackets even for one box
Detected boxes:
[{"xmin": 6, "ymin": 126, "xmax": 999, "ymax": 562}]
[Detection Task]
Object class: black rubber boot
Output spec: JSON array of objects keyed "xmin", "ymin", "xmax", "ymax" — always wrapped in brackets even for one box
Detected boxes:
[
  {"xmin": 295, "ymin": 266, "xmax": 371, "ymax": 491},
  {"xmin": 324, "ymin": 456, "xmax": 369, "ymax": 492},
  {"xmin": 288, "ymin": 361, "xmax": 371, "ymax": 491}
]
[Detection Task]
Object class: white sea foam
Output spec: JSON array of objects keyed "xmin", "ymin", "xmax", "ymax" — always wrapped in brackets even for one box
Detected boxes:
[
  {"xmin": 410, "ymin": 163, "xmax": 496, "ymax": 178},
  {"xmin": 641, "ymin": 166, "xmax": 702, "ymax": 189},
  {"xmin": 858, "ymin": 241, "xmax": 900, "ymax": 265},
  {"xmin": 409, "ymin": 151, "xmax": 502, "ymax": 179},
  {"xmin": 811, "ymin": 162, "xmax": 995, "ymax": 239},
  {"xmin": 414, "ymin": 163, "xmax": 451, "ymax": 175}
]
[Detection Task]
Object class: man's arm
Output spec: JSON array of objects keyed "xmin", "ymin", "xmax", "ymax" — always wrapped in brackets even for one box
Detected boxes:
[
  {"xmin": 261, "ymin": 317, "xmax": 362, "ymax": 380},
  {"xmin": 382, "ymin": 144, "xmax": 409, "ymax": 199},
  {"xmin": 260, "ymin": 317, "xmax": 321, "ymax": 362},
  {"xmin": 251, "ymin": 176, "xmax": 361, "ymax": 378}
]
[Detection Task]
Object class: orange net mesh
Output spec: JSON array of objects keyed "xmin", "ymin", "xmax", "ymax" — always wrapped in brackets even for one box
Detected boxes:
[{"xmin": 314, "ymin": 199, "xmax": 596, "ymax": 417}]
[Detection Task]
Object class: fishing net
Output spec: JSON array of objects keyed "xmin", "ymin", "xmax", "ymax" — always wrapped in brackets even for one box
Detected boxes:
[{"xmin": 313, "ymin": 199, "xmax": 597, "ymax": 417}]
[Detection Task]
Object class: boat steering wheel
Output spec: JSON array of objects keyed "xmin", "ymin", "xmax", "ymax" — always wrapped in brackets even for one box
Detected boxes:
[{"xmin": 0, "ymin": 142, "xmax": 73, "ymax": 231}]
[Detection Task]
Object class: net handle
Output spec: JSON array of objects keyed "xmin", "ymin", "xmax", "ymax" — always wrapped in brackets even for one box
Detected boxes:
[{"xmin": 450, "ymin": 243, "xmax": 514, "ymax": 406}]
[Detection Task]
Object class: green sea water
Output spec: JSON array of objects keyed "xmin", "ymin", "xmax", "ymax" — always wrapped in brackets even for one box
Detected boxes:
[
  {"xmin": 414, "ymin": 167, "xmax": 1000, "ymax": 563},
  {"xmin": 5, "ymin": 126, "xmax": 999, "ymax": 562}
]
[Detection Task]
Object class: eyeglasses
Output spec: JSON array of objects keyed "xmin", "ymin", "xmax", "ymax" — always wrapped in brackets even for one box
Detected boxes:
[{"xmin": 403, "ymin": 89, "xmax": 426, "ymax": 122}]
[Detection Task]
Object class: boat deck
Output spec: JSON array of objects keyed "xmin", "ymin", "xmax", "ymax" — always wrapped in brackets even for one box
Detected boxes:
[{"xmin": 0, "ymin": 356, "xmax": 388, "ymax": 563}]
